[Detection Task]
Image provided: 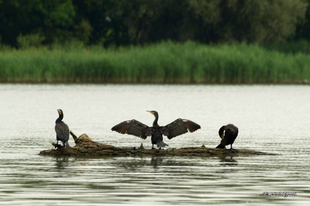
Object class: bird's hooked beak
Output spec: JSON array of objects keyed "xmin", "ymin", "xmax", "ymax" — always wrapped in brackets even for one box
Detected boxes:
[
  {"xmin": 57, "ymin": 109, "xmax": 62, "ymax": 115},
  {"xmin": 147, "ymin": 110, "xmax": 154, "ymax": 115}
]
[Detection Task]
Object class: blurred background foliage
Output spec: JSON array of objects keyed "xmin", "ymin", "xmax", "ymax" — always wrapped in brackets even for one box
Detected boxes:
[
  {"xmin": 1, "ymin": 0, "xmax": 310, "ymax": 48},
  {"xmin": 2, "ymin": 0, "xmax": 310, "ymax": 83}
]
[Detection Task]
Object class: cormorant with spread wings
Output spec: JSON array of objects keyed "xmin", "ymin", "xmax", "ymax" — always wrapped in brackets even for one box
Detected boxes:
[{"xmin": 111, "ymin": 111, "xmax": 201, "ymax": 149}]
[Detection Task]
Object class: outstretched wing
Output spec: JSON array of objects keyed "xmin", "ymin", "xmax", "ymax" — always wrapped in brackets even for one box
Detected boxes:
[
  {"xmin": 162, "ymin": 118, "xmax": 201, "ymax": 139},
  {"xmin": 111, "ymin": 119, "xmax": 152, "ymax": 139}
]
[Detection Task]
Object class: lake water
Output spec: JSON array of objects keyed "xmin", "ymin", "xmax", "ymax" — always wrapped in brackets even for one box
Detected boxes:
[{"xmin": 0, "ymin": 84, "xmax": 309, "ymax": 205}]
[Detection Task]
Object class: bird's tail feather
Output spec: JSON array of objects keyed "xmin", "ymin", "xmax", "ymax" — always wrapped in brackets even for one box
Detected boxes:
[
  {"xmin": 157, "ymin": 141, "xmax": 168, "ymax": 148},
  {"xmin": 216, "ymin": 143, "xmax": 225, "ymax": 149}
]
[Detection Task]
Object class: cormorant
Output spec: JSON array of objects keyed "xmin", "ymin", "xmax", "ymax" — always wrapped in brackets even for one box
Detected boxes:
[
  {"xmin": 216, "ymin": 124, "xmax": 238, "ymax": 150},
  {"xmin": 55, "ymin": 109, "xmax": 70, "ymax": 148},
  {"xmin": 111, "ymin": 111, "xmax": 201, "ymax": 149}
]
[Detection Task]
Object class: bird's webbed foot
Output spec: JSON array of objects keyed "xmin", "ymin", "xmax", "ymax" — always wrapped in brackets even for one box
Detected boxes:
[
  {"xmin": 228, "ymin": 145, "xmax": 238, "ymax": 153},
  {"xmin": 52, "ymin": 142, "xmax": 63, "ymax": 149},
  {"xmin": 229, "ymin": 148, "xmax": 238, "ymax": 152}
]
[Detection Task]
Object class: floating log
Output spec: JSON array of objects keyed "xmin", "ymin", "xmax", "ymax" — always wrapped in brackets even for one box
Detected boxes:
[{"xmin": 39, "ymin": 132, "xmax": 276, "ymax": 157}]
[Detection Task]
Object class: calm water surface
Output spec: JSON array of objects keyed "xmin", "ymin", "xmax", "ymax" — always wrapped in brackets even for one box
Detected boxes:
[{"xmin": 0, "ymin": 84, "xmax": 309, "ymax": 205}]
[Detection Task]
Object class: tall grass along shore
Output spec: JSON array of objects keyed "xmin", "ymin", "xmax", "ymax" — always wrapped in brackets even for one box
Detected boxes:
[{"xmin": 1, "ymin": 41, "xmax": 310, "ymax": 84}]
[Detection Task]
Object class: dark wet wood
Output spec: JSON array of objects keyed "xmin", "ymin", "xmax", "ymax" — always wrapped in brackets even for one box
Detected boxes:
[{"xmin": 39, "ymin": 133, "xmax": 276, "ymax": 157}]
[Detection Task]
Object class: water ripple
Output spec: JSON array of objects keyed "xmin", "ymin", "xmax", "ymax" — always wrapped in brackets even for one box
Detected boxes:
[{"xmin": 0, "ymin": 85, "xmax": 309, "ymax": 205}]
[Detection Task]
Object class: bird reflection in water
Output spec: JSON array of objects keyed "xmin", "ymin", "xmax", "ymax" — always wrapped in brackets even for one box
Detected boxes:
[
  {"xmin": 118, "ymin": 158, "xmax": 148, "ymax": 171},
  {"xmin": 150, "ymin": 157, "xmax": 164, "ymax": 169},
  {"xmin": 218, "ymin": 155, "xmax": 238, "ymax": 167},
  {"xmin": 54, "ymin": 157, "xmax": 70, "ymax": 170},
  {"xmin": 117, "ymin": 157, "xmax": 164, "ymax": 171}
]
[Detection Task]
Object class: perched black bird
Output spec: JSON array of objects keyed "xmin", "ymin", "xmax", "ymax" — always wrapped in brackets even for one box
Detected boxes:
[
  {"xmin": 112, "ymin": 111, "xmax": 201, "ymax": 149},
  {"xmin": 55, "ymin": 109, "xmax": 70, "ymax": 148},
  {"xmin": 216, "ymin": 124, "xmax": 238, "ymax": 150}
]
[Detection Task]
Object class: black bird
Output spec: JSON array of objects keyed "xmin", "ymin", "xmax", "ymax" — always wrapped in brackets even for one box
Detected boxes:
[
  {"xmin": 55, "ymin": 109, "xmax": 70, "ymax": 148},
  {"xmin": 111, "ymin": 111, "xmax": 201, "ymax": 149},
  {"xmin": 216, "ymin": 124, "xmax": 238, "ymax": 150}
]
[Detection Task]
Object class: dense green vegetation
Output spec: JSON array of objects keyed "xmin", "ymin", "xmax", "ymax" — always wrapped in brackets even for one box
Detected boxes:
[
  {"xmin": 1, "ymin": 0, "xmax": 310, "ymax": 83},
  {"xmin": 1, "ymin": 41, "xmax": 310, "ymax": 83},
  {"xmin": 1, "ymin": 0, "xmax": 310, "ymax": 47}
]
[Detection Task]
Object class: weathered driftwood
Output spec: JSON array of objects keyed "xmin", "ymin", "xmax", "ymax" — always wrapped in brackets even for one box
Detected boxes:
[{"xmin": 39, "ymin": 132, "xmax": 276, "ymax": 157}]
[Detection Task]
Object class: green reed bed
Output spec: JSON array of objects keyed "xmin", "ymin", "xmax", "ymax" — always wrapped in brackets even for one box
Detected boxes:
[{"xmin": 0, "ymin": 41, "xmax": 310, "ymax": 83}]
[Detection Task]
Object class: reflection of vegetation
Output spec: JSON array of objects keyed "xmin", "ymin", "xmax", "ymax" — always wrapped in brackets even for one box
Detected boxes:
[{"xmin": 1, "ymin": 41, "xmax": 310, "ymax": 83}]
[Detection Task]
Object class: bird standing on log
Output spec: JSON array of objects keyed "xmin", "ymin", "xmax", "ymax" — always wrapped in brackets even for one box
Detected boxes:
[
  {"xmin": 55, "ymin": 109, "xmax": 70, "ymax": 148},
  {"xmin": 111, "ymin": 111, "xmax": 201, "ymax": 149},
  {"xmin": 216, "ymin": 124, "xmax": 238, "ymax": 150}
]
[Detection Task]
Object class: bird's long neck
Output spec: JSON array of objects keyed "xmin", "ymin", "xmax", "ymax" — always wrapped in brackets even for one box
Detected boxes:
[
  {"xmin": 56, "ymin": 113, "xmax": 63, "ymax": 123},
  {"xmin": 153, "ymin": 113, "xmax": 159, "ymax": 127}
]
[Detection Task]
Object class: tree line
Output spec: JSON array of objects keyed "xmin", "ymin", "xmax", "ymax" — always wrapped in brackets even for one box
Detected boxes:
[{"xmin": 1, "ymin": 0, "xmax": 310, "ymax": 48}]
